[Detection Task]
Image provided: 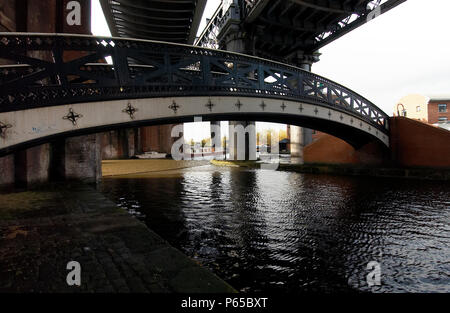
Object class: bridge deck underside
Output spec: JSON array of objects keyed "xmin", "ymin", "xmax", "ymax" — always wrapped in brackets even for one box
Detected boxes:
[
  {"xmin": 244, "ymin": 0, "xmax": 405, "ymax": 59},
  {"xmin": 100, "ymin": 0, "xmax": 206, "ymax": 44},
  {"xmin": 248, "ymin": 0, "xmax": 367, "ymax": 57},
  {"xmin": 197, "ymin": 0, "xmax": 405, "ymax": 63}
]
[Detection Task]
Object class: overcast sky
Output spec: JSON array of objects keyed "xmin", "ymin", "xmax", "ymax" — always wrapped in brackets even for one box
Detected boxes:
[
  {"xmin": 314, "ymin": 0, "xmax": 450, "ymax": 114},
  {"xmin": 91, "ymin": 0, "xmax": 450, "ymax": 140}
]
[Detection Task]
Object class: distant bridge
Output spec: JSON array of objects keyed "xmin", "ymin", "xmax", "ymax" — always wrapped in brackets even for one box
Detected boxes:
[
  {"xmin": 0, "ymin": 33, "xmax": 389, "ymax": 156},
  {"xmin": 196, "ymin": 0, "xmax": 406, "ymax": 62}
]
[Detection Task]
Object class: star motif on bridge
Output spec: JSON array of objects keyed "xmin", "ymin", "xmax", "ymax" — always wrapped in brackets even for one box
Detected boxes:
[
  {"xmin": 328, "ymin": 110, "xmax": 332, "ymax": 118},
  {"xmin": 340, "ymin": 114, "xmax": 344, "ymax": 121},
  {"xmin": 314, "ymin": 108, "xmax": 319, "ymax": 115},
  {"xmin": 281, "ymin": 102, "xmax": 287, "ymax": 111},
  {"xmin": 350, "ymin": 118, "xmax": 354, "ymax": 124},
  {"xmin": 205, "ymin": 99, "xmax": 214, "ymax": 112},
  {"xmin": 235, "ymin": 100, "xmax": 243, "ymax": 111},
  {"xmin": 299, "ymin": 104, "xmax": 304, "ymax": 112},
  {"xmin": 169, "ymin": 101, "xmax": 180, "ymax": 114},
  {"xmin": 122, "ymin": 103, "xmax": 138, "ymax": 119},
  {"xmin": 260, "ymin": 101, "xmax": 266, "ymax": 111},
  {"xmin": 0, "ymin": 121, "xmax": 12, "ymax": 138},
  {"xmin": 360, "ymin": 122, "xmax": 363, "ymax": 127},
  {"xmin": 63, "ymin": 108, "xmax": 83, "ymax": 126}
]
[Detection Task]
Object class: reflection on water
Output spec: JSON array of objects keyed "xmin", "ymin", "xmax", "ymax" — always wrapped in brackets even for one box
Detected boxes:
[{"xmin": 99, "ymin": 165, "xmax": 450, "ymax": 293}]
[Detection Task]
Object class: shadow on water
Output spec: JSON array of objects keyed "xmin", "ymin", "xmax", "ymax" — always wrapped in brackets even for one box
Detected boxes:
[{"xmin": 99, "ymin": 165, "xmax": 450, "ymax": 293}]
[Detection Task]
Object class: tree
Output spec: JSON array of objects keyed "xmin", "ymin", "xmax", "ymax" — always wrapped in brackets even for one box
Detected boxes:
[
  {"xmin": 279, "ymin": 129, "xmax": 288, "ymax": 140},
  {"xmin": 201, "ymin": 138, "xmax": 211, "ymax": 147},
  {"xmin": 222, "ymin": 136, "xmax": 227, "ymax": 160}
]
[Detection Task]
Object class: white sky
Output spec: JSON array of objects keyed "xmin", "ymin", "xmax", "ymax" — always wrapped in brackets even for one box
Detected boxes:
[
  {"xmin": 91, "ymin": 0, "xmax": 450, "ymax": 141},
  {"xmin": 314, "ymin": 0, "xmax": 450, "ymax": 115}
]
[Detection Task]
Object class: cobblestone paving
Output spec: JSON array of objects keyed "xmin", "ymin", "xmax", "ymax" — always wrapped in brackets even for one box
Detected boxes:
[{"xmin": 0, "ymin": 183, "xmax": 235, "ymax": 293}]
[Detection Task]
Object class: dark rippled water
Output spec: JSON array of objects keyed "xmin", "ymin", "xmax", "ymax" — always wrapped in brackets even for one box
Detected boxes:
[{"xmin": 99, "ymin": 165, "xmax": 450, "ymax": 293}]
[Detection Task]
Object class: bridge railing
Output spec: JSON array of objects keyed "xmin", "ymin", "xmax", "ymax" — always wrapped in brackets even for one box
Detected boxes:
[{"xmin": 0, "ymin": 33, "xmax": 389, "ymax": 133}]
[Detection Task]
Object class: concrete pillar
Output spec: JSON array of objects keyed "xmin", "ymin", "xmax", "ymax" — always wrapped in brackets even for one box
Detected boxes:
[
  {"xmin": 159, "ymin": 124, "xmax": 177, "ymax": 155},
  {"xmin": 14, "ymin": 144, "xmax": 51, "ymax": 186},
  {"xmin": 101, "ymin": 131, "xmax": 119, "ymax": 160},
  {"xmin": 101, "ymin": 128, "xmax": 139, "ymax": 160},
  {"xmin": 289, "ymin": 125, "xmax": 316, "ymax": 163},
  {"xmin": 124, "ymin": 128, "xmax": 136, "ymax": 158},
  {"xmin": 210, "ymin": 121, "xmax": 222, "ymax": 156},
  {"xmin": 50, "ymin": 134, "xmax": 102, "ymax": 183},
  {"xmin": 229, "ymin": 121, "xmax": 257, "ymax": 161},
  {"xmin": 49, "ymin": 139, "xmax": 66, "ymax": 182},
  {"xmin": 223, "ymin": 30, "xmax": 256, "ymax": 161},
  {"xmin": 0, "ymin": 154, "xmax": 15, "ymax": 187},
  {"xmin": 26, "ymin": 144, "xmax": 51, "ymax": 184},
  {"xmin": 299, "ymin": 62, "xmax": 312, "ymax": 72},
  {"xmin": 288, "ymin": 53, "xmax": 321, "ymax": 163},
  {"xmin": 289, "ymin": 125, "xmax": 304, "ymax": 164},
  {"xmin": 64, "ymin": 134, "xmax": 102, "ymax": 182},
  {"xmin": 135, "ymin": 127, "xmax": 142, "ymax": 155},
  {"xmin": 102, "ymin": 130, "xmax": 119, "ymax": 160}
]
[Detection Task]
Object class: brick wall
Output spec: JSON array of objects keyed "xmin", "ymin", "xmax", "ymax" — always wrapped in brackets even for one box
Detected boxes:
[
  {"xmin": 140, "ymin": 125, "xmax": 177, "ymax": 155},
  {"xmin": 0, "ymin": 1, "xmax": 90, "ymax": 33},
  {"xmin": 428, "ymin": 100, "xmax": 450, "ymax": 124},
  {"xmin": 390, "ymin": 117, "xmax": 450, "ymax": 168},
  {"xmin": 304, "ymin": 134, "xmax": 386, "ymax": 165},
  {"xmin": 304, "ymin": 117, "xmax": 450, "ymax": 168},
  {"xmin": 0, "ymin": 0, "xmax": 15, "ymax": 31}
]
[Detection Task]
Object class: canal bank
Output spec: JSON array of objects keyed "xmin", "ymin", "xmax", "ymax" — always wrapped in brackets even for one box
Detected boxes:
[
  {"xmin": 102, "ymin": 159, "xmax": 209, "ymax": 177},
  {"xmin": 0, "ymin": 183, "xmax": 235, "ymax": 293},
  {"xmin": 210, "ymin": 160, "xmax": 450, "ymax": 181},
  {"xmin": 278, "ymin": 163, "xmax": 450, "ymax": 181}
]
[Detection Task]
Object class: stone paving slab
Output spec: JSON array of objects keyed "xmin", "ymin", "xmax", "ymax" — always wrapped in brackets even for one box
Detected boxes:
[{"xmin": 0, "ymin": 183, "xmax": 236, "ymax": 293}]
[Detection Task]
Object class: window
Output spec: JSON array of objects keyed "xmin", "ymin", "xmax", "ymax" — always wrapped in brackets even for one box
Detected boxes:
[
  {"xmin": 416, "ymin": 106, "xmax": 421, "ymax": 112},
  {"xmin": 438, "ymin": 104, "xmax": 447, "ymax": 113},
  {"xmin": 438, "ymin": 117, "xmax": 448, "ymax": 123}
]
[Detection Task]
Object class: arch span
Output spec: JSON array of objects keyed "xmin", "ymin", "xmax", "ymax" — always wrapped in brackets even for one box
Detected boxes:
[
  {"xmin": 0, "ymin": 33, "xmax": 389, "ymax": 155},
  {"xmin": 0, "ymin": 96, "xmax": 388, "ymax": 157}
]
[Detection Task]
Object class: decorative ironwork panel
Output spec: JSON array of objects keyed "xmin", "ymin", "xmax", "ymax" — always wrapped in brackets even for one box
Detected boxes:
[{"xmin": 0, "ymin": 33, "xmax": 389, "ymax": 134}]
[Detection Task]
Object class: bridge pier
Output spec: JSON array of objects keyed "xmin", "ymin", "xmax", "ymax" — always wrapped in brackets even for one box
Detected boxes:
[
  {"xmin": 49, "ymin": 134, "xmax": 102, "ymax": 183},
  {"xmin": 222, "ymin": 30, "xmax": 257, "ymax": 161},
  {"xmin": 49, "ymin": 133, "xmax": 102, "ymax": 182},
  {"xmin": 63, "ymin": 134, "xmax": 102, "ymax": 182},
  {"xmin": 1, "ymin": 141, "xmax": 92, "ymax": 188},
  {"xmin": 229, "ymin": 121, "xmax": 257, "ymax": 161},
  {"xmin": 288, "ymin": 53, "xmax": 320, "ymax": 164},
  {"xmin": 14, "ymin": 144, "xmax": 51, "ymax": 186},
  {"xmin": 102, "ymin": 124, "xmax": 180, "ymax": 161},
  {"xmin": 288, "ymin": 126, "xmax": 304, "ymax": 164},
  {"xmin": 140, "ymin": 124, "xmax": 179, "ymax": 156},
  {"xmin": 210, "ymin": 121, "xmax": 222, "ymax": 157},
  {"xmin": 0, "ymin": 155, "xmax": 15, "ymax": 187},
  {"xmin": 101, "ymin": 128, "xmax": 140, "ymax": 160}
]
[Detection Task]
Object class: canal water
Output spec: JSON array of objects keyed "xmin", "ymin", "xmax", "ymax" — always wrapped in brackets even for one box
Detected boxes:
[{"xmin": 99, "ymin": 165, "xmax": 450, "ymax": 293}]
